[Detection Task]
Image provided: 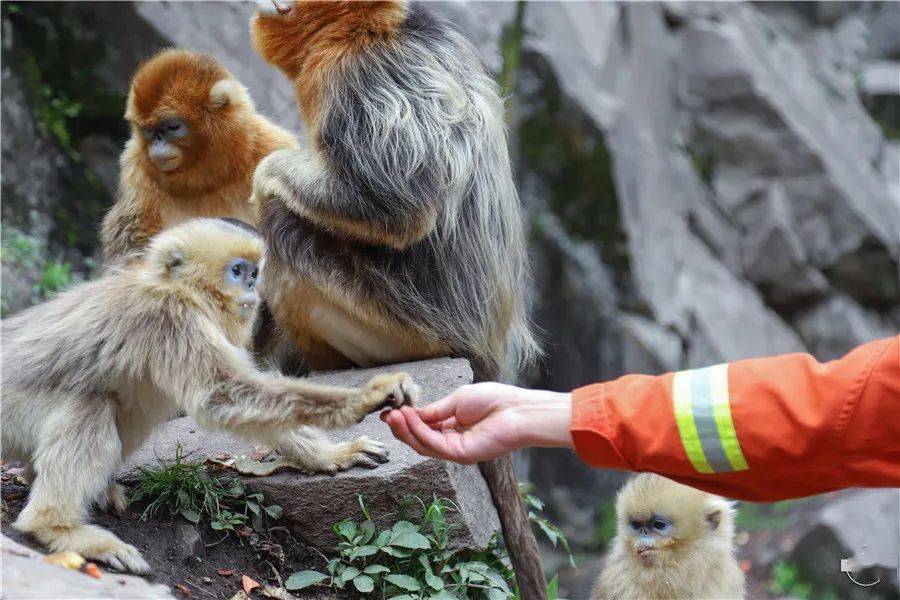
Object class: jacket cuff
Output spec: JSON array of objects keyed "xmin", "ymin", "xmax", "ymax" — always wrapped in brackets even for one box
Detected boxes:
[{"xmin": 570, "ymin": 383, "xmax": 632, "ymax": 470}]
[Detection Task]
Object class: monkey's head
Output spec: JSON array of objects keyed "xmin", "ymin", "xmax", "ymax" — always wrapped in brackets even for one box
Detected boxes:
[
  {"xmin": 143, "ymin": 218, "xmax": 264, "ymax": 344},
  {"xmin": 251, "ymin": 0, "xmax": 407, "ymax": 79},
  {"xmin": 126, "ymin": 50, "xmax": 255, "ymax": 186},
  {"xmin": 614, "ymin": 473, "xmax": 735, "ymax": 570}
]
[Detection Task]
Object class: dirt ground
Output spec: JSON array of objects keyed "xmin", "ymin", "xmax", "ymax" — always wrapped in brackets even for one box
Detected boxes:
[{"xmin": 1, "ymin": 464, "xmax": 343, "ymax": 600}]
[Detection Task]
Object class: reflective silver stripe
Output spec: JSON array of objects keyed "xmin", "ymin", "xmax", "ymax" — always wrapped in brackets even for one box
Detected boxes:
[{"xmin": 691, "ymin": 366, "xmax": 734, "ymax": 472}]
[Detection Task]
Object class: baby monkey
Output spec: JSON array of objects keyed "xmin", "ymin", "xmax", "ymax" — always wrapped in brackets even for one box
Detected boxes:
[
  {"xmin": 592, "ymin": 473, "xmax": 745, "ymax": 600},
  {"xmin": 1, "ymin": 218, "xmax": 418, "ymax": 573}
]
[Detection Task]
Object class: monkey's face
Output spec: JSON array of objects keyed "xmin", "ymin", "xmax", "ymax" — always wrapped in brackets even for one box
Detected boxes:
[
  {"xmin": 222, "ymin": 257, "xmax": 261, "ymax": 323},
  {"xmin": 624, "ymin": 513, "xmax": 677, "ymax": 567},
  {"xmin": 140, "ymin": 118, "xmax": 191, "ymax": 172}
]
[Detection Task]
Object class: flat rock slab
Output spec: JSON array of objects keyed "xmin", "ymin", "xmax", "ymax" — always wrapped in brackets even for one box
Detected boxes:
[
  {"xmin": 1, "ymin": 534, "xmax": 173, "ymax": 599},
  {"xmin": 120, "ymin": 358, "xmax": 500, "ymax": 552}
]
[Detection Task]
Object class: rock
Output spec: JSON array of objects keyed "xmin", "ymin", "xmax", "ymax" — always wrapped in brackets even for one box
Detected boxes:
[
  {"xmin": 735, "ymin": 183, "xmax": 829, "ymax": 306},
  {"xmin": 171, "ymin": 522, "xmax": 204, "ymax": 565},
  {"xmin": 1, "ymin": 534, "xmax": 174, "ymax": 599},
  {"xmin": 789, "ymin": 489, "xmax": 899, "ymax": 596},
  {"xmin": 617, "ymin": 313, "xmax": 684, "ymax": 375},
  {"xmin": 120, "ymin": 358, "xmax": 500, "ymax": 553},
  {"xmin": 794, "ymin": 295, "xmax": 894, "ymax": 361}
]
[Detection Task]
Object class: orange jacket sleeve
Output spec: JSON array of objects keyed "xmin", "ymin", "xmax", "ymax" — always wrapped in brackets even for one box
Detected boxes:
[{"xmin": 570, "ymin": 336, "xmax": 900, "ymax": 501}]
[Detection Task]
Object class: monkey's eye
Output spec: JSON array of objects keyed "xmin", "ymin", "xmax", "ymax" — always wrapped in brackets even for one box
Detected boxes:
[
  {"xmin": 629, "ymin": 520, "xmax": 642, "ymax": 532},
  {"xmin": 250, "ymin": 268, "xmax": 259, "ymax": 280},
  {"xmin": 652, "ymin": 519, "xmax": 670, "ymax": 533},
  {"xmin": 231, "ymin": 264, "xmax": 243, "ymax": 277},
  {"xmin": 168, "ymin": 123, "xmax": 182, "ymax": 132}
]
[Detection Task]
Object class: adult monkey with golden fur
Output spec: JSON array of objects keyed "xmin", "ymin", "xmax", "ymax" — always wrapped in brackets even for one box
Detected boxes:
[
  {"xmin": 250, "ymin": 2, "xmax": 544, "ymax": 595},
  {"xmin": 2, "ymin": 219, "xmax": 418, "ymax": 574},
  {"xmin": 101, "ymin": 49, "xmax": 297, "ymax": 261}
]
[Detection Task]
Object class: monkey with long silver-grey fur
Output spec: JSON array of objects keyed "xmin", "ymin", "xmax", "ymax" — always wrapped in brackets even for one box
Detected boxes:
[
  {"xmin": 250, "ymin": 0, "xmax": 539, "ymax": 381},
  {"xmin": 1, "ymin": 218, "xmax": 419, "ymax": 574}
]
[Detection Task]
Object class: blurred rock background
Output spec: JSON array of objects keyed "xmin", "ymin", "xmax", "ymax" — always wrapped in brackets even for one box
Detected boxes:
[{"xmin": 2, "ymin": 1, "xmax": 897, "ymax": 598}]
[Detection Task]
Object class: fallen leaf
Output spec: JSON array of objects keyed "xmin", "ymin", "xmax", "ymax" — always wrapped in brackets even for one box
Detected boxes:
[
  {"xmin": 217, "ymin": 568, "xmax": 236, "ymax": 577},
  {"xmin": 214, "ymin": 452, "xmax": 233, "ymax": 461},
  {"xmin": 83, "ymin": 563, "xmax": 102, "ymax": 579},
  {"xmin": 202, "ymin": 576, "xmax": 213, "ymax": 584},
  {"xmin": 242, "ymin": 575, "xmax": 261, "ymax": 594},
  {"xmin": 236, "ymin": 526, "xmax": 252, "ymax": 538},
  {"xmin": 44, "ymin": 551, "xmax": 85, "ymax": 570},
  {"xmin": 174, "ymin": 583, "xmax": 192, "ymax": 597},
  {"xmin": 739, "ymin": 559, "xmax": 752, "ymax": 573},
  {"xmin": 228, "ymin": 593, "xmax": 250, "ymax": 600}
]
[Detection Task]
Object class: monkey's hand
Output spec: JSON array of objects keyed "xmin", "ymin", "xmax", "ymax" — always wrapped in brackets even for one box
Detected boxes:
[{"xmin": 355, "ymin": 372, "xmax": 420, "ymax": 421}]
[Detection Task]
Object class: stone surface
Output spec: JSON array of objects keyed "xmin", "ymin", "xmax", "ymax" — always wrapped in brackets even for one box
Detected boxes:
[
  {"xmin": 0, "ymin": 534, "xmax": 174, "ymax": 599},
  {"xmin": 120, "ymin": 358, "xmax": 500, "ymax": 553}
]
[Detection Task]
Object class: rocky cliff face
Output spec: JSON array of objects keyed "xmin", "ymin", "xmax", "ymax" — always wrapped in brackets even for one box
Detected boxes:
[{"xmin": 2, "ymin": 1, "xmax": 898, "ymax": 593}]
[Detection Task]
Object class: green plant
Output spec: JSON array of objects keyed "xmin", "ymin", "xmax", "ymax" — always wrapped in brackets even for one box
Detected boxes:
[
  {"xmin": 35, "ymin": 260, "xmax": 72, "ymax": 300},
  {"xmin": 770, "ymin": 561, "xmax": 813, "ymax": 599},
  {"xmin": 1, "ymin": 226, "xmax": 40, "ymax": 269},
  {"xmin": 593, "ymin": 498, "xmax": 617, "ymax": 550},
  {"xmin": 129, "ymin": 445, "xmax": 282, "ymax": 535},
  {"xmin": 286, "ymin": 495, "xmax": 515, "ymax": 599},
  {"xmin": 520, "ymin": 486, "xmax": 574, "ymax": 566}
]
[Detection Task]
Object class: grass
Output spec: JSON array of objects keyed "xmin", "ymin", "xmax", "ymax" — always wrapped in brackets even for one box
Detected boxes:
[{"xmin": 129, "ymin": 445, "xmax": 283, "ymax": 535}]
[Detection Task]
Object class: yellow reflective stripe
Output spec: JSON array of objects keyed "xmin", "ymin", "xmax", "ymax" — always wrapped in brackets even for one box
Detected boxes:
[
  {"xmin": 672, "ymin": 370, "xmax": 714, "ymax": 474},
  {"xmin": 709, "ymin": 364, "xmax": 749, "ymax": 471}
]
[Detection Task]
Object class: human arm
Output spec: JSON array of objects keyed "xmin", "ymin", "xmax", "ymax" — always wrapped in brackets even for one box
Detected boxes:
[{"xmin": 384, "ymin": 337, "xmax": 900, "ymax": 501}]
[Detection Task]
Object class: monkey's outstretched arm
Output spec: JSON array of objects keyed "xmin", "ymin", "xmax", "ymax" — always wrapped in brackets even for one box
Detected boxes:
[{"xmin": 253, "ymin": 147, "xmax": 441, "ymax": 250}]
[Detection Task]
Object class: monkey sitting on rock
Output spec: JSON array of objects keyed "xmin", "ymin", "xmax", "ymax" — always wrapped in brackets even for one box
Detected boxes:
[
  {"xmin": 250, "ymin": 0, "xmax": 539, "ymax": 380},
  {"xmin": 592, "ymin": 473, "xmax": 746, "ymax": 600},
  {"xmin": 101, "ymin": 49, "xmax": 297, "ymax": 262},
  {"xmin": 1, "ymin": 218, "xmax": 418, "ymax": 574}
]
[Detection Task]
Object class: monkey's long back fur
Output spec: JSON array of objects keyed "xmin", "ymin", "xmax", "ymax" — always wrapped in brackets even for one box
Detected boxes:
[{"xmin": 252, "ymin": 2, "xmax": 539, "ymax": 379}]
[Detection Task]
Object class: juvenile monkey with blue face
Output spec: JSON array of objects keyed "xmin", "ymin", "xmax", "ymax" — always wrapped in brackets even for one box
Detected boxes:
[
  {"xmin": 101, "ymin": 49, "xmax": 297, "ymax": 262},
  {"xmin": 2, "ymin": 219, "xmax": 418, "ymax": 573},
  {"xmin": 592, "ymin": 473, "xmax": 745, "ymax": 600}
]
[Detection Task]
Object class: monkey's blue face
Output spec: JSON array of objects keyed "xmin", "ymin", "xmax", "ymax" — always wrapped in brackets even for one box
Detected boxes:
[
  {"xmin": 223, "ymin": 258, "xmax": 260, "ymax": 322},
  {"xmin": 142, "ymin": 118, "xmax": 190, "ymax": 172},
  {"xmin": 626, "ymin": 514, "xmax": 675, "ymax": 567}
]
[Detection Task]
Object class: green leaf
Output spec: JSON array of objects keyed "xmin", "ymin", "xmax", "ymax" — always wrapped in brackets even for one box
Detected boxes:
[
  {"xmin": 265, "ymin": 504, "xmax": 284, "ymax": 520},
  {"xmin": 284, "ymin": 570, "xmax": 327, "ymax": 590},
  {"xmin": 335, "ymin": 519, "xmax": 357, "ymax": 541},
  {"xmin": 390, "ymin": 530, "xmax": 431, "ymax": 549},
  {"xmin": 547, "ymin": 575, "xmax": 559, "ymax": 600},
  {"xmin": 337, "ymin": 566, "xmax": 360, "ymax": 585},
  {"xmin": 246, "ymin": 500, "xmax": 261, "ymax": 516},
  {"xmin": 388, "ymin": 596, "xmax": 416, "ymax": 600},
  {"xmin": 391, "ymin": 520, "xmax": 417, "ymax": 534},
  {"xmin": 353, "ymin": 574, "xmax": 375, "ymax": 593},
  {"xmin": 211, "ymin": 521, "xmax": 224, "ymax": 530},
  {"xmin": 425, "ymin": 574, "xmax": 444, "ymax": 591},
  {"xmin": 418, "ymin": 555, "xmax": 434, "ymax": 575},
  {"xmin": 358, "ymin": 520, "xmax": 376, "ymax": 544},
  {"xmin": 385, "ymin": 574, "xmax": 422, "ymax": 591},
  {"xmin": 349, "ymin": 545, "xmax": 378, "ymax": 561},
  {"xmin": 376, "ymin": 530, "xmax": 392, "ymax": 546},
  {"xmin": 380, "ymin": 545, "xmax": 412, "ymax": 558},
  {"xmin": 363, "ymin": 564, "xmax": 390, "ymax": 575},
  {"xmin": 180, "ymin": 508, "xmax": 200, "ymax": 524}
]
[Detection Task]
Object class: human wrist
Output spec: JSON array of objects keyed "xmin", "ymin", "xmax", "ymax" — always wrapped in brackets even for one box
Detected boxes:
[{"xmin": 512, "ymin": 389, "xmax": 575, "ymax": 450}]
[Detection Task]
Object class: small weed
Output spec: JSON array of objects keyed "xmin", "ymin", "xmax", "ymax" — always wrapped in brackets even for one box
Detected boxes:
[
  {"xmin": 288, "ymin": 491, "xmax": 568, "ymax": 599},
  {"xmin": 593, "ymin": 498, "xmax": 617, "ymax": 550},
  {"xmin": 520, "ymin": 485, "xmax": 574, "ymax": 566},
  {"xmin": 129, "ymin": 445, "xmax": 283, "ymax": 535}
]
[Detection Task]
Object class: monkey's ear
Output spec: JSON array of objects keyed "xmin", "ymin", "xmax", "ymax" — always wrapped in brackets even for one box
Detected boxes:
[
  {"xmin": 164, "ymin": 249, "xmax": 186, "ymax": 276},
  {"xmin": 209, "ymin": 79, "xmax": 252, "ymax": 110},
  {"xmin": 704, "ymin": 509, "xmax": 722, "ymax": 531}
]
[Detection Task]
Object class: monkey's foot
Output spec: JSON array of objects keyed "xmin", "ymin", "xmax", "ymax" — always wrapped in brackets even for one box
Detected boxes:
[
  {"xmin": 360, "ymin": 372, "xmax": 420, "ymax": 417},
  {"xmin": 276, "ymin": 436, "xmax": 389, "ymax": 475},
  {"xmin": 37, "ymin": 524, "xmax": 151, "ymax": 574},
  {"xmin": 97, "ymin": 483, "xmax": 128, "ymax": 515}
]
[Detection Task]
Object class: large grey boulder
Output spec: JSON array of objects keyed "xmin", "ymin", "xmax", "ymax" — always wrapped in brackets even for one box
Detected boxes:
[
  {"xmin": 120, "ymin": 358, "xmax": 500, "ymax": 553},
  {"xmin": 0, "ymin": 534, "xmax": 173, "ymax": 599}
]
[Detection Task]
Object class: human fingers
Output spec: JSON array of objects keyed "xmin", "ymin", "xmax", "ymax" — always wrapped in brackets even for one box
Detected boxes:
[
  {"xmin": 416, "ymin": 390, "xmax": 461, "ymax": 423},
  {"xmin": 383, "ymin": 409, "xmax": 441, "ymax": 458},
  {"xmin": 401, "ymin": 406, "xmax": 475, "ymax": 464}
]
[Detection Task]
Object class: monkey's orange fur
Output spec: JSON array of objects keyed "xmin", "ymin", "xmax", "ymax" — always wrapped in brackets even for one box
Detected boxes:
[
  {"xmin": 101, "ymin": 49, "xmax": 297, "ymax": 261},
  {"xmin": 250, "ymin": 1, "xmax": 406, "ymax": 128}
]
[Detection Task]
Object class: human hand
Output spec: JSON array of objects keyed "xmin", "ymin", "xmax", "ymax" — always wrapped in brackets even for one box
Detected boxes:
[{"xmin": 380, "ymin": 382, "xmax": 574, "ymax": 464}]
